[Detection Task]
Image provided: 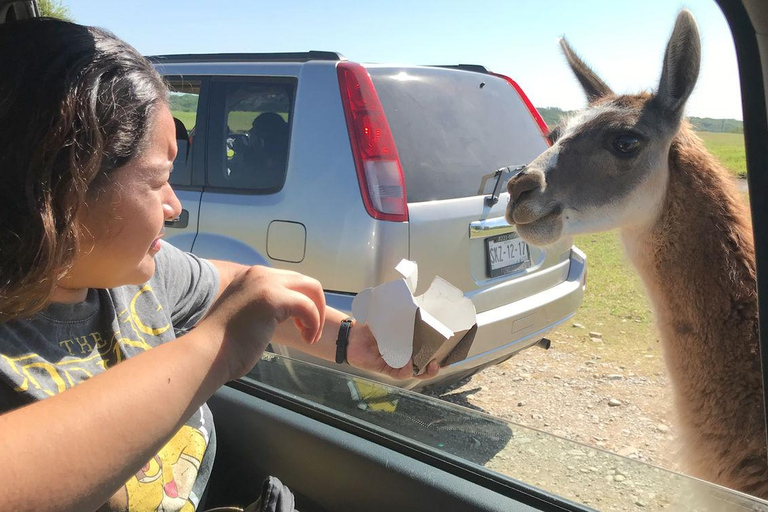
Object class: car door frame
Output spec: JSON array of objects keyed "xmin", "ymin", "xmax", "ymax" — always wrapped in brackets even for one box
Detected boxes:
[{"xmin": 162, "ymin": 74, "xmax": 211, "ymax": 252}]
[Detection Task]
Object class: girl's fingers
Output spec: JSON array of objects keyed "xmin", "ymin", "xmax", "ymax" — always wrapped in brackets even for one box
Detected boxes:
[
  {"xmin": 284, "ymin": 275, "xmax": 326, "ymax": 343},
  {"xmin": 415, "ymin": 360, "xmax": 440, "ymax": 380},
  {"xmin": 285, "ymin": 290, "xmax": 322, "ymax": 343}
]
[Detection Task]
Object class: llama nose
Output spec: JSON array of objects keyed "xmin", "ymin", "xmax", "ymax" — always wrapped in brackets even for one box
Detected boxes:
[{"xmin": 508, "ymin": 172, "xmax": 544, "ymax": 203}]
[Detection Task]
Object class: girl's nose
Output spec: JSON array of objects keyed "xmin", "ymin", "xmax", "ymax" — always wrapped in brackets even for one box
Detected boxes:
[{"xmin": 163, "ymin": 188, "xmax": 183, "ymax": 220}]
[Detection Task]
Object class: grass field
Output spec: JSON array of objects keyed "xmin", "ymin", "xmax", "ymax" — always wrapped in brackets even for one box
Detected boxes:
[
  {"xmin": 171, "ymin": 110, "xmax": 289, "ymax": 135},
  {"xmin": 172, "ymin": 111, "xmax": 196, "ymax": 132},
  {"xmin": 698, "ymin": 131, "xmax": 747, "ymax": 178},
  {"xmin": 552, "ymin": 231, "xmax": 662, "ymax": 372}
]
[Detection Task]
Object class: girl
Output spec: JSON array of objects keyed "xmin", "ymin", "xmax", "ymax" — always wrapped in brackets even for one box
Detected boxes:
[{"xmin": 0, "ymin": 18, "xmax": 437, "ymax": 511}]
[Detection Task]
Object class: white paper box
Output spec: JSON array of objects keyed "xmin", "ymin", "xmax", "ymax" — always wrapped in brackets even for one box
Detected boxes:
[{"xmin": 352, "ymin": 260, "xmax": 478, "ymax": 374}]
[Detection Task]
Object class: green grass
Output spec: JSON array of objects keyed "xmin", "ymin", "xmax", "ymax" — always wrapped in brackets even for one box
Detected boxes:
[
  {"xmin": 171, "ymin": 111, "xmax": 197, "ymax": 132},
  {"xmin": 172, "ymin": 110, "xmax": 290, "ymax": 135},
  {"xmin": 698, "ymin": 131, "xmax": 747, "ymax": 178},
  {"xmin": 227, "ymin": 111, "xmax": 290, "ymax": 133},
  {"xmin": 552, "ymin": 232, "xmax": 662, "ymax": 372}
]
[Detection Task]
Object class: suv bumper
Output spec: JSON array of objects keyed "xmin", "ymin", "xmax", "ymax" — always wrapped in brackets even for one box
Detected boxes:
[{"xmin": 269, "ymin": 246, "xmax": 587, "ymax": 391}]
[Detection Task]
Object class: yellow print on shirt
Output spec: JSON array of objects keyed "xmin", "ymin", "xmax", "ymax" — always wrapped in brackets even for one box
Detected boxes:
[
  {"xmin": 1, "ymin": 285, "xmax": 171, "ymax": 397},
  {"xmin": 107, "ymin": 425, "xmax": 208, "ymax": 511}
]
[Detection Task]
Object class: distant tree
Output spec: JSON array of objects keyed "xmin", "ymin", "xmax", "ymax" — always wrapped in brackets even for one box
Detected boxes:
[
  {"xmin": 536, "ymin": 107, "xmax": 569, "ymax": 129},
  {"xmin": 169, "ymin": 94, "xmax": 199, "ymax": 112},
  {"xmin": 38, "ymin": 0, "xmax": 73, "ymax": 21},
  {"xmin": 536, "ymin": 107, "xmax": 744, "ymax": 134},
  {"xmin": 688, "ymin": 117, "xmax": 743, "ymax": 134}
]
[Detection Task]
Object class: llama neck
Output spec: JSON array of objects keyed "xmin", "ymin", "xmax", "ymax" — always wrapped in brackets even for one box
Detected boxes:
[
  {"xmin": 618, "ymin": 129, "xmax": 766, "ymax": 487},
  {"xmin": 620, "ymin": 127, "xmax": 758, "ymax": 392}
]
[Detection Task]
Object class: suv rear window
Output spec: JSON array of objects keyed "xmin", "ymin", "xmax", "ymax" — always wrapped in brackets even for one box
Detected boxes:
[{"xmin": 369, "ymin": 66, "xmax": 548, "ymax": 202}]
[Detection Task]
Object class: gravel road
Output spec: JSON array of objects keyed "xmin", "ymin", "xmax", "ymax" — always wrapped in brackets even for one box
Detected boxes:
[{"xmin": 427, "ymin": 334, "xmax": 768, "ymax": 511}]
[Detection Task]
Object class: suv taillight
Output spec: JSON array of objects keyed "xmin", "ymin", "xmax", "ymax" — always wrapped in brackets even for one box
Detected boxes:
[
  {"xmin": 337, "ymin": 62, "xmax": 408, "ymax": 222},
  {"xmin": 491, "ymin": 72, "xmax": 552, "ymax": 147}
]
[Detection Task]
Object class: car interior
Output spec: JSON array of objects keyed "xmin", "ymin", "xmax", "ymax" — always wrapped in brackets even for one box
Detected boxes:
[
  {"xmin": 203, "ymin": 80, "xmax": 293, "ymax": 193},
  {"xmin": 2, "ymin": 1, "xmax": 768, "ymax": 510}
]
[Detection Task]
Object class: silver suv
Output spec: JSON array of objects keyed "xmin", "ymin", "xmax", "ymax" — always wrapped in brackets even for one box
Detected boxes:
[{"xmin": 153, "ymin": 52, "xmax": 587, "ymax": 390}]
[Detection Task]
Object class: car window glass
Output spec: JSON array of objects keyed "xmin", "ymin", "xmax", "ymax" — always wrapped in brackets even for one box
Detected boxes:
[
  {"xmin": 167, "ymin": 78, "xmax": 201, "ymax": 187},
  {"xmin": 208, "ymin": 80, "xmax": 293, "ymax": 192},
  {"xmin": 144, "ymin": 1, "xmax": 754, "ymax": 509},
  {"xmin": 245, "ymin": 354, "xmax": 766, "ymax": 511},
  {"xmin": 369, "ymin": 67, "xmax": 548, "ymax": 202},
  {"xmin": 242, "ymin": 2, "xmax": 753, "ymax": 505}
]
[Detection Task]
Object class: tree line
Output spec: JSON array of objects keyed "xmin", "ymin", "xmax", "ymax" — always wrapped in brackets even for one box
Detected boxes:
[{"xmin": 537, "ymin": 107, "xmax": 743, "ymax": 134}]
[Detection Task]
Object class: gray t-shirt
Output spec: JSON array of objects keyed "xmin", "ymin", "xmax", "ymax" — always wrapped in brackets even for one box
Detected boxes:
[{"xmin": 0, "ymin": 243, "xmax": 220, "ymax": 511}]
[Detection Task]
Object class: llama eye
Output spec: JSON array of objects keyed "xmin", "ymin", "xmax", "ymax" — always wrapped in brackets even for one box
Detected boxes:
[{"xmin": 612, "ymin": 133, "xmax": 641, "ymax": 155}]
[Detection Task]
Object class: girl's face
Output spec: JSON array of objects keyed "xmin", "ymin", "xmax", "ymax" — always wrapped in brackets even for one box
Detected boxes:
[{"xmin": 59, "ymin": 105, "xmax": 182, "ymax": 293}]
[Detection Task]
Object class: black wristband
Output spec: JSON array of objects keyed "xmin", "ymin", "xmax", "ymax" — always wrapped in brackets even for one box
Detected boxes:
[{"xmin": 335, "ymin": 318, "xmax": 353, "ymax": 364}]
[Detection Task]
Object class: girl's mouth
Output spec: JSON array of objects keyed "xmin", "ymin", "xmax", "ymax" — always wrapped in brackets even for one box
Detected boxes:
[{"xmin": 150, "ymin": 229, "xmax": 165, "ymax": 252}]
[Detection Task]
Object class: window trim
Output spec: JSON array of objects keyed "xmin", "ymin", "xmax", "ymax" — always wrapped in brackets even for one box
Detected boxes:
[
  {"xmin": 714, "ymin": 0, "xmax": 768, "ymax": 458},
  {"xmin": 227, "ymin": 376, "xmax": 588, "ymax": 512},
  {"xmin": 205, "ymin": 76, "xmax": 297, "ymax": 195},
  {"xmin": 165, "ymin": 75, "xmax": 210, "ymax": 189}
]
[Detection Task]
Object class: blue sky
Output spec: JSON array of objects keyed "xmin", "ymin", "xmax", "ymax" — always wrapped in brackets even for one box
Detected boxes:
[{"xmin": 68, "ymin": 0, "xmax": 742, "ymax": 120}]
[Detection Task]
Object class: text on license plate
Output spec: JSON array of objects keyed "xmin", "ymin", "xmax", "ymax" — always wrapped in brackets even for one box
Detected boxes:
[{"xmin": 485, "ymin": 232, "xmax": 530, "ymax": 278}]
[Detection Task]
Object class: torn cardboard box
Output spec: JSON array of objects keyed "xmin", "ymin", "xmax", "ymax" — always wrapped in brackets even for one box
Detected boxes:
[{"xmin": 351, "ymin": 259, "xmax": 478, "ymax": 374}]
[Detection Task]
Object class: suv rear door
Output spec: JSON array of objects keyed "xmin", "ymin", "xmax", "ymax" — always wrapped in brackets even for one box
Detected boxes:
[{"xmin": 369, "ymin": 65, "xmax": 573, "ymax": 324}]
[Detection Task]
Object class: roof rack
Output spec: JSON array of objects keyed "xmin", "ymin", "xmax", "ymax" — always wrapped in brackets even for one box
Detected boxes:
[{"xmin": 147, "ymin": 51, "xmax": 345, "ymax": 64}]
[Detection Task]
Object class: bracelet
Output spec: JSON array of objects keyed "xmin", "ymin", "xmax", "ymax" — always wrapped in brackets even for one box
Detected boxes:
[{"xmin": 335, "ymin": 318, "xmax": 354, "ymax": 364}]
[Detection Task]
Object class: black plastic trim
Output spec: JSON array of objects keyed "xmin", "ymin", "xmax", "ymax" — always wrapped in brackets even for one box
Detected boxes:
[
  {"xmin": 148, "ymin": 51, "xmax": 345, "ymax": 64},
  {"xmin": 432, "ymin": 64, "xmax": 490, "ymax": 74},
  {"xmin": 226, "ymin": 378, "xmax": 592, "ymax": 512},
  {"xmin": 714, "ymin": 0, "xmax": 768, "ymax": 460}
]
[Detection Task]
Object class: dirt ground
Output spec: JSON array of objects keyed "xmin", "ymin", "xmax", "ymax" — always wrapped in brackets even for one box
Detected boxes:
[
  {"xmin": 427, "ymin": 330, "xmax": 767, "ymax": 511},
  {"xmin": 432, "ymin": 337, "xmax": 680, "ymax": 471}
]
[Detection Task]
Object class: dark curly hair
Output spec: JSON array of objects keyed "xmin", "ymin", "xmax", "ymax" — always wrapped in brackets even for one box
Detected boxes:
[{"xmin": 0, "ymin": 18, "xmax": 168, "ymax": 321}]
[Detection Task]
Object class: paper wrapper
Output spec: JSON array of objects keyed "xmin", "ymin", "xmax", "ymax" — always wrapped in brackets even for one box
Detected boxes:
[{"xmin": 352, "ymin": 260, "xmax": 478, "ymax": 374}]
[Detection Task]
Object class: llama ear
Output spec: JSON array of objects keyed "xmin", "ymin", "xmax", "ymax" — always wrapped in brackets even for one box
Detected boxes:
[
  {"xmin": 560, "ymin": 38, "xmax": 614, "ymax": 103},
  {"xmin": 654, "ymin": 10, "xmax": 701, "ymax": 119}
]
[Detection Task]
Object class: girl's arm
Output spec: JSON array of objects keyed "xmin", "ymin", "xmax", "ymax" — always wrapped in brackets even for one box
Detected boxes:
[
  {"xmin": 1, "ymin": 264, "xmax": 325, "ymax": 512},
  {"xmin": 209, "ymin": 260, "xmax": 439, "ymax": 380}
]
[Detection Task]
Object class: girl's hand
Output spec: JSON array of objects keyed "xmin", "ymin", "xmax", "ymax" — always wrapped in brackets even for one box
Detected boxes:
[
  {"xmin": 346, "ymin": 321, "xmax": 440, "ymax": 380},
  {"xmin": 200, "ymin": 266, "xmax": 326, "ymax": 380}
]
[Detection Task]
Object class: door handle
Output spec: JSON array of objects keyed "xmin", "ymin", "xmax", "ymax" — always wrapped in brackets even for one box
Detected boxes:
[{"xmin": 165, "ymin": 209, "xmax": 189, "ymax": 229}]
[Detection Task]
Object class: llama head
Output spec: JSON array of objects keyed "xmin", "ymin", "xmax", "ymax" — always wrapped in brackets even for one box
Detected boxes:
[{"xmin": 506, "ymin": 10, "xmax": 701, "ymax": 246}]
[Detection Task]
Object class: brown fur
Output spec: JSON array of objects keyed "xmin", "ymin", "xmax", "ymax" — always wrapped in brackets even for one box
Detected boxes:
[{"xmin": 622, "ymin": 121, "xmax": 766, "ymax": 496}]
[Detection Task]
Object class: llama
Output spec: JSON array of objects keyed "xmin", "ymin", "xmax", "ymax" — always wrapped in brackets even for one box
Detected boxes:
[{"xmin": 506, "ymin": 10, "xmax": 767, "ymax": 497}]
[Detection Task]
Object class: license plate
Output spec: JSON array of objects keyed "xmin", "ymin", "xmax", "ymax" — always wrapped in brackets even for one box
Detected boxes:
[{"xmin": 485, "ymin": 232, "xmax": 530, "ymax": 278}]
